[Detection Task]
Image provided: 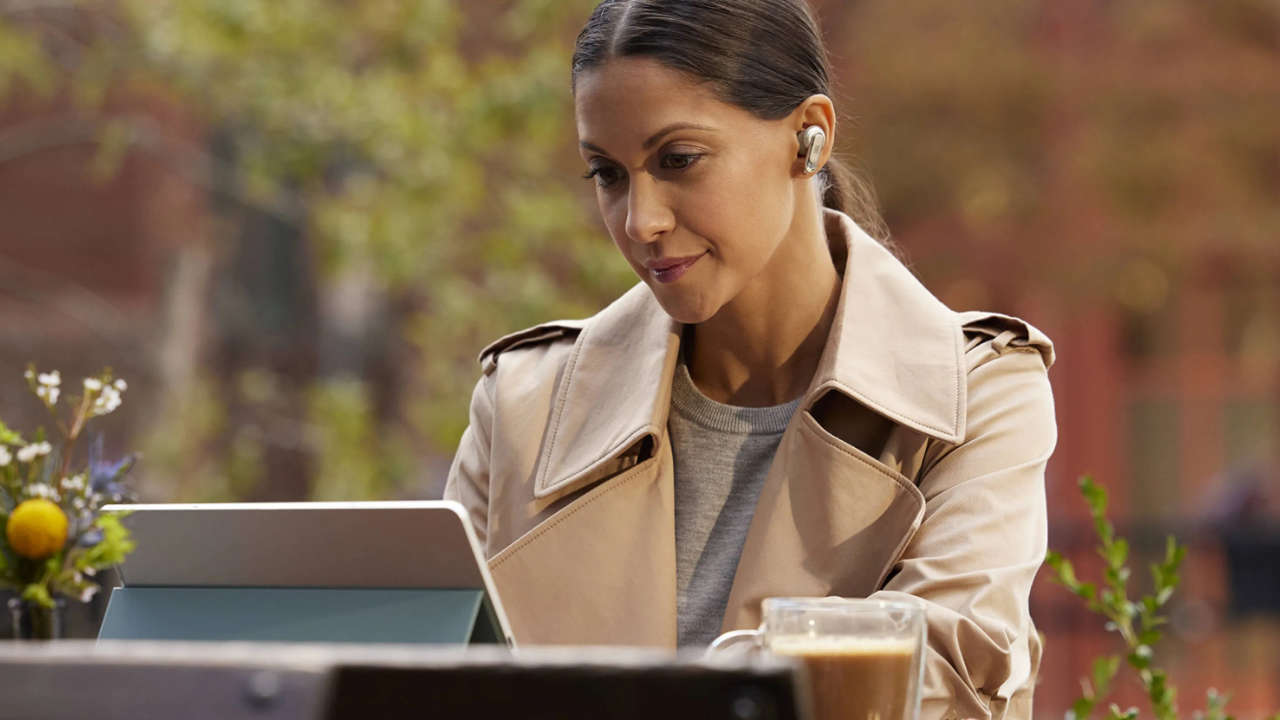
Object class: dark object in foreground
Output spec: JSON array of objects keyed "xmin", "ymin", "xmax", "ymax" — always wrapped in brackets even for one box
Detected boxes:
[{"xmin": 0, "ymin": 641, "xmax": 807, "ymax": 720}]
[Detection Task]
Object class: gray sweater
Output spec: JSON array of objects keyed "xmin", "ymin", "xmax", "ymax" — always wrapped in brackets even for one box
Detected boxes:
[{"xmin": 669, "ymin": 361, "xmax": 801, "ymax": 646}]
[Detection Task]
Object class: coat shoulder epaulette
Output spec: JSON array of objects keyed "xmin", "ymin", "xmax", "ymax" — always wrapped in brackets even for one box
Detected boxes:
[
  {"xmin": 957, "ymin": 311, "xmax": 1055, "ymax": 369},
  {"xmin": 478, "ymin": 319, "xmax": 588, "ymax": 375}
]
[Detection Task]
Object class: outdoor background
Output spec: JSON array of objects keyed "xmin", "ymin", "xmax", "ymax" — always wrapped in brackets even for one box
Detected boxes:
[{"xmin": 0, "ymin": 0, "xmax": 1277, "ymax": 716}]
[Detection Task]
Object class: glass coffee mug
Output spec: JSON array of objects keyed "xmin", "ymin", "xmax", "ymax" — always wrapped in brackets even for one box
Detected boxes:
[{"xmin": 709, "ymin": 597, "xmax": 927, "ymax": 720}]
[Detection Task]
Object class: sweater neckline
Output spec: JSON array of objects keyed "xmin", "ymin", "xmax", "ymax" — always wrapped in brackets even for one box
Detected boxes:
[{"xmin": 670, "ymin": 361, "xmax": 800, "ymax": 435}]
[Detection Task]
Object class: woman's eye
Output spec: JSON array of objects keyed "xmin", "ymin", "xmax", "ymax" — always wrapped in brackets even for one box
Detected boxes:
[
  {"xmin": 582, "ymin": 165, "xmax": 623, "ymax": 188},
  {"xmin": 660, "ymin": 153, "xmax": 701, "ymax": 170}
]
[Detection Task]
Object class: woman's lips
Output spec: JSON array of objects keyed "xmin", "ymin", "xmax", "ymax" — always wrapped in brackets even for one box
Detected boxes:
[{"xmin": 646, "ymin": 252, "xmax": 706, "ymax": 283}]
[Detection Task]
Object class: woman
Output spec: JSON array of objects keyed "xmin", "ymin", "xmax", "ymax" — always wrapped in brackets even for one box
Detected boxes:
[{"xmin": 444, "ymin": 1, "xmax": 1056, "ymax": 718}]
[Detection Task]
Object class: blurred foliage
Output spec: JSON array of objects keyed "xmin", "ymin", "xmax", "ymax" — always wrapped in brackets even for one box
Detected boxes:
[
  {"xmin": 0, "ymin": 0, "xmax": 1276, "ymax": 500},
  {"xmin": 306, "ymin": 376, "xmax": 411, "ymax": 502},
  {"xmin": 0, "ymin": 0, "xmax": 633, "ymax": 498}
]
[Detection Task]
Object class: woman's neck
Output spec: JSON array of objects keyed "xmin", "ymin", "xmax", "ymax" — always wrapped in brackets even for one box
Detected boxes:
[{"xmin": 685, "ymin": 203, "xmax": 840, "ymax": 407}]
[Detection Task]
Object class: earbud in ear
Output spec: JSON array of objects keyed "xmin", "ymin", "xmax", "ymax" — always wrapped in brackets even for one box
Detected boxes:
[{"xmin": 798, "ymin": 125, "xmax": 826, "ymax": 174}]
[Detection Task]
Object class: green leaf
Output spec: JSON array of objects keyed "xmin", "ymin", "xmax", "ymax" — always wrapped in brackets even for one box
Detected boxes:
[
  {"xmin": 0, "ymin": 419, "xmax": 24, "ymax": 446},
  {"xmin": 77, "ymin": 512, "xmax": 136, "ymax": 570},
  {"xmin": 1138, "ymin": 628, "xmax": 1162, "ymax": 646},
  {"xmin": 1046, "ymin": 551, "xmax": 1082, "ymax": 589},
  {"xmin": 1165, "ymin": 535, "xmax": 1185, "ymax": 567},
  {"xmin": 1108, "ymin": 538, "xmax": 1129, "ymax": 569},
  {"xmin": 1094, "ymin": 515, "xmax": 1115, "ymax": 547},
  {"xmin": 1075, "ymin": 582, "xmax": 1098, "ymax": 603},
  {"xmin": 1080, "ymin": 475, "xmax": 1107, "ymax": 514},
  {"xmin": 1146, "ymin": 669, "xmax": 1177, "ymax": 720},
  {"xmin": 21, "ymin": 582, "xmax": 52, "ymax": 608},
  {"xmin": 1092, "ymin": 655, "xmax": 1120, "ymax": 699},
  {"xmin": 1071, "ymin": 697, "xmax": 1096, "ymax": 720}
]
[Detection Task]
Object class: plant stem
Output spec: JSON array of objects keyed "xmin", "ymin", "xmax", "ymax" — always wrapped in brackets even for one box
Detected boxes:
[{"xmin": 57, "ymin": 389, "xmax": 93, "ymax": 481}]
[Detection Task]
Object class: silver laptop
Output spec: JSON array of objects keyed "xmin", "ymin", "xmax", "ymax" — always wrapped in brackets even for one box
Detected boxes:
[{"xmin": 101, "ymin": 500, "xmax": 514, "ymax": 647}]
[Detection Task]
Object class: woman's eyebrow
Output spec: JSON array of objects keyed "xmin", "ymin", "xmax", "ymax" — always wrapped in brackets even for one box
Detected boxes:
[
  {"xmin": 579, "ymin": 140, "xmax": 610, "ymax": 156},
  {"xmin": 579, "ymin": 122, "xmax": 718, "ymax": 156},
  {"xmin": 641, "ymin": 122, "xmax": 716, "ymax": 149}
]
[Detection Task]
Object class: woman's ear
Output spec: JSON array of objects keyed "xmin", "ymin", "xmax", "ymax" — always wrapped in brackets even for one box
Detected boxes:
[{"xmin": 791, "ymin": 94, "xmax": 836, "ymax": 175}]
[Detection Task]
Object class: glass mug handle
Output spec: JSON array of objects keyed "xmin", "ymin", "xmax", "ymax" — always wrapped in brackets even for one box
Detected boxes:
[{"xmin": 706, "ymin": 626, "xmax": 765, "ymax": 655}]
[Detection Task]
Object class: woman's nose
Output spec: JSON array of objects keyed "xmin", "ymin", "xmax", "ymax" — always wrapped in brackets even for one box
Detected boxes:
[{"xmin": 624, "ymin": 175, "xmax": 675, "ymax": 244}]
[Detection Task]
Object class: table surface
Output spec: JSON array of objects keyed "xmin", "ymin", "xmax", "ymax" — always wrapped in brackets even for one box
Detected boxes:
[{"xmin": 0, "ymin": 640, "xmax": 811, "ymax": 720}]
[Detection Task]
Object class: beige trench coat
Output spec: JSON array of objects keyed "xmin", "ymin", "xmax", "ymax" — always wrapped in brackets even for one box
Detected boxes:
[{"xmin": 444, "ymin": 209, "xmax": 1057, "ymax": 720}]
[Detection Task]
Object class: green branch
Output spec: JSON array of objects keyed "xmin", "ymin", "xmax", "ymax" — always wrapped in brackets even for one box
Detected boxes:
[{"xmin": 1045, "ymin": 476, "xmax": 1274, "ymax": 720}]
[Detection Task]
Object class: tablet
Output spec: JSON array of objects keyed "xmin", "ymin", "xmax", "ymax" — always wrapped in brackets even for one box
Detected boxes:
[{"xmin": 99, "ymin": 500, "xmax": 514, "ymax": 647}]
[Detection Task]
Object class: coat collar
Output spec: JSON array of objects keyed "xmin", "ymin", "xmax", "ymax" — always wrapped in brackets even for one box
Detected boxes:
[{"xmin": 532, "ymin": 209, "xmax": 965, "ymax": 502}]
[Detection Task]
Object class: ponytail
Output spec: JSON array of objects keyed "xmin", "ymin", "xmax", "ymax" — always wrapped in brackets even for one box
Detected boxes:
[{"xmin": 820, "ymin": 155, "xmax": 890, "ymax": 245}]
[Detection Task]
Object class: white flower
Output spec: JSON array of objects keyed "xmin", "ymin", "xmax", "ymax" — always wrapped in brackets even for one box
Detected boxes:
[
  {"xmin": 92, "ymin": 386, "xmax": 123, "ymax": 416},
  {"xmin": 17, "ymin": 441, "xmax": 55, "ymax": 462},
  {"xmin": 37, "ymin": 371, "xmax": 60, "ymax": 387},
  {"xmin": 26, "ymin": 482, "xmax": 57, "ymax": 500},
  {"xmin": 0, "ymin": 447, "xmax": 9, "ymax": 467},
  {"xmin": 16, "ymin": 444, "xmax": 42, "ymax": 463},
  {"xmin": 113, "ymin": 378, "xmax": 127, "ymax": 392},
  {"xmin": 36, "ymin": 385, "xmax": 60, "ymax": 405},
  {"xmin": 23, "ymin": 368, "xmax": 34, "ymax": 382},
  {"xmin": 61, "ymin": 474, "xmax": 86, "ymax": 492},
  {"xmin": 84, "ymin": 378, "xmax": 103, "ymax": 392}
]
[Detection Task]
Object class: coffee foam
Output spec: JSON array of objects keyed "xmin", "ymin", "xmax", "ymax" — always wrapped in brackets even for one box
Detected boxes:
[{"xmin": 768, "ymin": 634, "xmax": 917, "ymax": 656}]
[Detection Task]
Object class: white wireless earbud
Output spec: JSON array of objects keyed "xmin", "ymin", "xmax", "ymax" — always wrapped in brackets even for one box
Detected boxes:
[{"xmin": 798, "ymin": 125, "xmax": 826, "ymax": 174}]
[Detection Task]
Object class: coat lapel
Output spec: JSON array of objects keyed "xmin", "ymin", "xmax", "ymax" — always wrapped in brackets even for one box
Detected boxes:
[
  {"xmin": 488, "ymin": 440, "xmax": 679, "ymax": 646},
  {"xmin": 806, "ymin": 209, "xmax": 966, "ymax": 442},
  {"xmin": 530, "ymin": 283, "xmax": 681, "ymax": 504},
  {"xmin": 487, "ymin": 284, "xmax": 682, "ymax": 646},
  {"xmin": 721, "ymin": 210, "xmax": 967, "ymax": 631}
]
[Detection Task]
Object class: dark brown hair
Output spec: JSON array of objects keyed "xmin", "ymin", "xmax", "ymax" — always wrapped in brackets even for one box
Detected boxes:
[{"xmin": 571, "ymin": 0, "xmax": 889, "ymax": 242}]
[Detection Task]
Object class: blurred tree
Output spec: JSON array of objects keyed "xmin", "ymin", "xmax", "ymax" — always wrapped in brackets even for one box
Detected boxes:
[
  {"xmin": 0, "ymin": 0, "xmax": 631, "ymax": 499},
  {"xmin": 1, "ymin": 0, "xmax": 1275, "ymax": 505}
]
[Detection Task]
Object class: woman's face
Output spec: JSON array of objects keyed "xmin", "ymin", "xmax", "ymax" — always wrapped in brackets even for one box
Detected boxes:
[{"xmin": 574, "ymin": 57, "xmax": 803, "ymax": 324}]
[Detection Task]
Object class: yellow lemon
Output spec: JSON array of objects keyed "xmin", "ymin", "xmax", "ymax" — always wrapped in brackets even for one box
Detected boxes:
[{"xmin": 6, "ymin": 499, "xmax": 68, "ymax": 559}]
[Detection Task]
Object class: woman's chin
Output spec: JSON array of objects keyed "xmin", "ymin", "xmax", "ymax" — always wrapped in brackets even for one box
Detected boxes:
[{"xmin": 650, "ymin": 290, "xmax": 718, "ymax": 325}]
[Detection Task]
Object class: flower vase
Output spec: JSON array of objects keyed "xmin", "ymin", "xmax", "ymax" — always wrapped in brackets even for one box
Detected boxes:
[{"xmin": 7, "ymin": 596, "xmax": 66, "ymax": 640}]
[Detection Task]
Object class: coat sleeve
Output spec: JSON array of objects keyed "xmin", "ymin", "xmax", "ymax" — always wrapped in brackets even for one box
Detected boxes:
[
  {"xmin": 442, "ymin": 373, "xmax": 495, "ymax": 548},
  {"xmin": 869, "ymin": 340, "xmax": 1056, "ymax": 720}
]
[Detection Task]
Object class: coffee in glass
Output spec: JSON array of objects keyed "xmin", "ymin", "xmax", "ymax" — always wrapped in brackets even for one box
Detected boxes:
[{"xmin": 709, "ymin": 597, "xmax": 926, "ymax": 720}]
